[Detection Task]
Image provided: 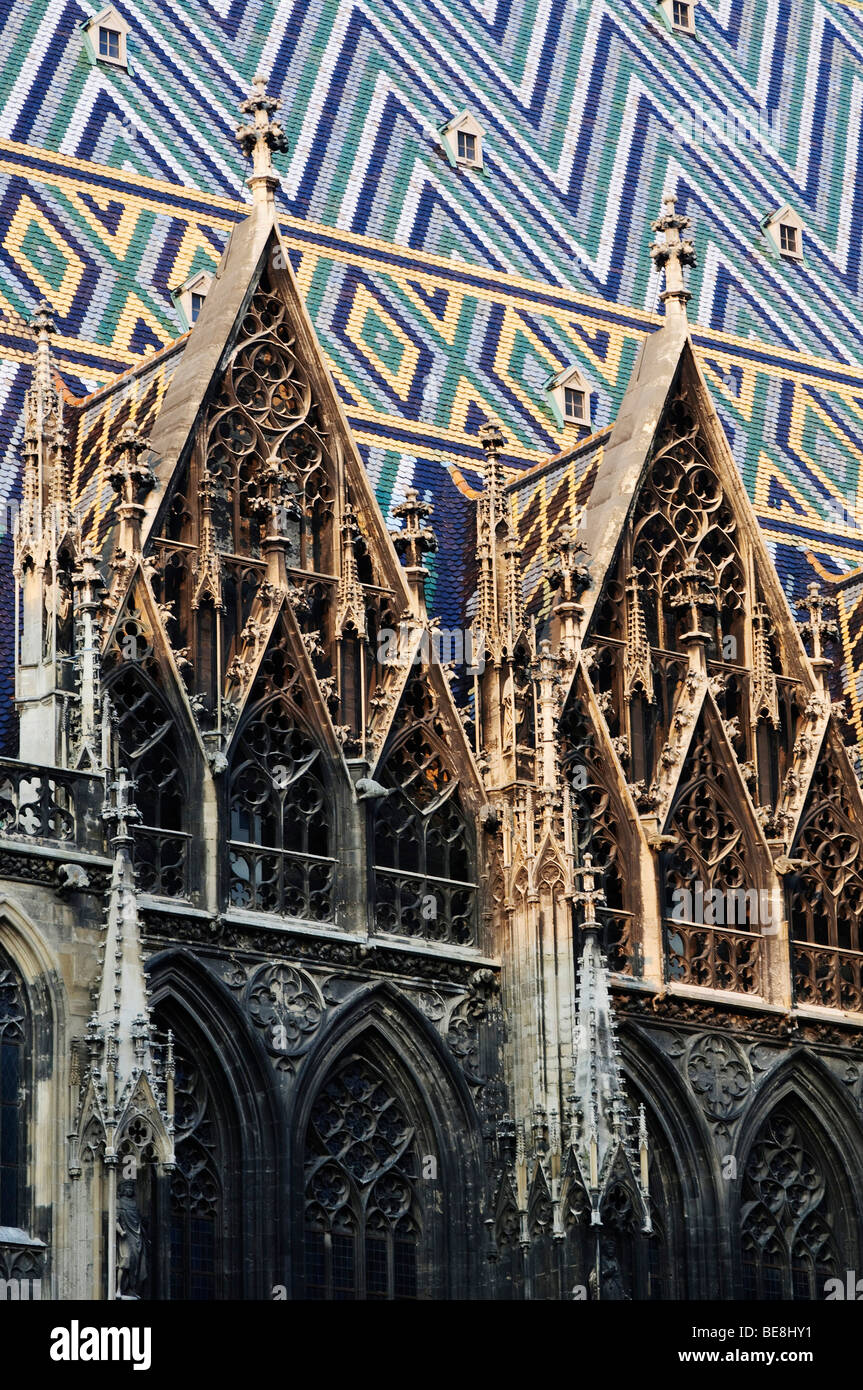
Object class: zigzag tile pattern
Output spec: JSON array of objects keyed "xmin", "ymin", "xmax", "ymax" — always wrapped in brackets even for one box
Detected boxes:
[
  {"xmin": 4, "ymin": 1, "xmax": 863, "ymax": 746},
  {"xmin": 3, "ymin": 153, "xmax": 863, "ymax": 526},
  {"xmin": 5, "ymin": 153, "xmax": 863, "ymax": 734},
  {"xmin": 4, "ymin": 0, "xmax": 863, "ymax": 356}
]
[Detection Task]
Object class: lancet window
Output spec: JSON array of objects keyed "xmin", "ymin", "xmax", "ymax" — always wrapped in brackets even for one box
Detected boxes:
[
  {"xmin": 105, "ymin": 623, "xmax": 189, "ymax": 897},
  {"xmin": 740, "ymin": 1111, "xmax": 839, "ymax": 1301},
  {"xmin": 228, "ymin": 693, "xmax": 334, "ymax": 920},
  {"xmin": 788, "ymin": 746, "xmax": 863, "ymax": 1011},
  {"xmin": 662, "ymin": 715, "xmax": 762, "ymax": 994},
  {"xmin": 303, "ymin": 1053, "xmax": 424, "ymax": 1300},
  {"xmin": 371, "ymin": 679, "xmax": 475, "ymax": 944},
  {"xmin": 0, "ymin": 947, "xmax": 28, "ymax": 1227}
]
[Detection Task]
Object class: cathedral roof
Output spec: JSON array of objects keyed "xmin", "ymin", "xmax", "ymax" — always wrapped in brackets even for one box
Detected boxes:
[
  {"xmin": 20, "ymin": 246, "xmax": 857, "ymax": 764},
  {"xmin": 4, "ymin": 3, "xmax": 863, "ymax": 747}
]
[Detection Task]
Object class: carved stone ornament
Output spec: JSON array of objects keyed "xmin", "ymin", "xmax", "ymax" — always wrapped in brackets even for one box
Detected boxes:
[
  {"xmin": 686, "ymin": 1033, "xmax": 752, "ymax": 1128},
  {"xmin": 246, "ymin": 961, "xmax": 324, "ymax": 1069},
  {"xmin": 446, "ymin": 996, "xmax": 483, "ymax": 1082}
]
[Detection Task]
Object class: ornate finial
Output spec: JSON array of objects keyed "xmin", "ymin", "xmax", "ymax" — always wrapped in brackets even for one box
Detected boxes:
[
  {"xmin": 751, "ymin": 601, "xmax": 780, "ymax": 727},
  {"xmin": 668, "ymin": 558, "xmax": 716, "ymax": 648},
  {"xmin": 335, "ymin": 499, "xmax": 367, "ymax": 640},
  {"xmin": 795, "ymin": 582, "xmax": 839, "ymax": 689},
  {"xmin": 472, "ymin": 420, "xmax": 510, "ymax": 668},
  {"xmin": 15, "ymin": 297, "xmax": 66, "ymax": 600},
  {"xmin": 547, "ymin": 523, "xmax": 591, "ymax": 649},
  {"xmin": 638, "ymin": 1103, "xmax": 650, "ymax": 1194},
  {"xmin": 236, "ymin": 75, "xmax": 289, "ymax": 207},
  {"xmin": 191, "ymin": 468, "xmax": 225, "ymax": 611},
  {"xmin": 108, "ymin": 426, "xmax": 155, "ymax": 560},
  {"xmin": 479, "ymin": 418, "xmax": 506, "ymax": 457},
  {"xmin": 547, "ymin": 524, "xmax": 590, "ymax": 603},
  {"xmin": 27, "ymin": 299, "xmax": 58, "ymax": 423},
  {"xmin": 29, "ymin": 299, "xmax": 56, "ymax": 338},
  {"xmin": 649, "ymin": 194, "xmax": 696, "ymax": 317},
  {"xmin": 253, "ymin": 453, "xmax": 301, "ymax": 586},
  {"xmin": 108, "ymin": 426, "xmax": 153, "ymax": 498},
  {"xmin": 573, "ymin": 853, "xmax": 606, "ymax": 931},
  {"xmin": 502, "ymin": 525, "xmax": 527, "ymax": 639},
  {"xmin": 623, "ymin": 568, "xmax": 654, "ymax": 703},
  {"xmin": 390, "ymin": 488, "xmax": 437, "ymax": 614},
  {"xmin": 477, "ymin": 420, "xmax": 509, "ymax": 546},
  {"xmin": 102, "ymin": 767, "xmax": 141, "ymax": 848},
  {"xmin": 477, "ymin": 418, "xmax": 508, "ymax": 510}
]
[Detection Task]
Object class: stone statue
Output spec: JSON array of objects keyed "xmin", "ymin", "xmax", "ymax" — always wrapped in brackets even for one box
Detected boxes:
[
  {"xmin": 116, "ymin": 1179, "xmax": 148, "ymax": 1299},
  {"xmin": 589, "ymin": 1237, "xmax": 630, "ymax": 1301}
]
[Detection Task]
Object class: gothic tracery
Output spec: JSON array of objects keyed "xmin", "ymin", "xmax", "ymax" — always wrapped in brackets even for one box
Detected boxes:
[
  {"xmin": 789, "ymin": 742, "xmax": 863, "ymax": 1010},
  {"xmin": 303, "ymin": 1053, "xmax": 424, "ymax": 1300},
  {"xmin": 229, "ymin": 693, "xmax": 334, "ymax": 920},
  {"xmin": 741, "ymin": 1112, "xmax": 840, "ymax": 1301},
  {"xmin": 662, "ymin": 715, "xmax": 762, "ymax": 993},
  {"xmin": 0, "ymin": 948, "xmax": 27, "ymax": 1228},
  {"xmin": 372, "ymin": 678, "xmax": 476, "ymax": 944}
]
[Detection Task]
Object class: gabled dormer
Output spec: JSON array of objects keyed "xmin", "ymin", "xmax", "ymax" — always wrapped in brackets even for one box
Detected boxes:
[
  {"xmin": 439, "ymin": 110, "xmax": 484, "ymax": 170},
  {"xmin": 546, "ymin": 364, "xmax": 592, "ymax": 430},
  {"xmin": 172, "ymin": 269, "xmax": 214, "ymax": 330},
  {"xmin": 658, "ymin": 0, "xmax": 696, "ymax": 33},
  {"xmin": 82, "ymin": 6, "xmax": 130, "ymax": 69},
  {"xmin": 761, "ymin": 205, "xmax": 804, "ymax": 262}
]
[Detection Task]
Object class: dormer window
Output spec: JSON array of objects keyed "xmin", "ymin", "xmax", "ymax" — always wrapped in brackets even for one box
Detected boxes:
[
  {"xmin": 83, "ymin": 7, "xmax": 130, "ymax": 69},
  {"xmin": 761, "ymin": 205, "xmax": 804, "ymax": 262},
  {"xmin": 660, "ymin": 0, "xmax": 696, "ymax": 32},
  {"xmin": 173, "ymin": 270, "xmax": 214, "ymax": 330},
  {"xmin": 439, "ymin": 111, "xmax": 484, "ymax": 170},
  {"xmin": 457, "ymin": 130, "xmax": 477, "ymax": 164},
  {"xmin": 564, "ymin": 386, "xmax": 587, "ymax": 424},
  {"xmin": 547, "ymin": 365, "xmax": 592, "ymax": 430},
  {"xmin": 99, "ymin": 26, "xmax": 120, "ymax": 59}
]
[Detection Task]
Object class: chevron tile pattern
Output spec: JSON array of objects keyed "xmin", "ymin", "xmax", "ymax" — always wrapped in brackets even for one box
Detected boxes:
[
  {"xmin": 4, "ymin": 0, "xmax": 863, "ymax": 747},
  {"xmin": 4, "ymin": 151, "xmax": 863, "ymax": 624},
  {"xmin": 4, "ymin": 0, "xmax": 863, "ymax": 355}
]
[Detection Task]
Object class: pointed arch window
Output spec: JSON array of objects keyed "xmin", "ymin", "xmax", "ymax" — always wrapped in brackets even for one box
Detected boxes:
[
  {"xmin": 372, "ymin": 687, "xmax": 476, "ymax": 944},
  {"xmin": 559, "ymin": 684, "xmax": 636, "ymax": 973},
  {"xmin": 755, "ymin": 715, "xmax": 779, "ymax": 807},
  {"xmin": 0, "ymin": 946, "xmax": 28, "ymax": 1227},
  {"xmin": 527, "ymin": 1175, "xmax": 556, "ymax": 1298},
  {"xmin": 148, "ymin": 1007, "xmax": 244, "ymax": 1303},
  {"xmin": 491, "ymin": 1178, "xmax": 522, "ymax": 1299},
  {"xmin": 228, "ymin": 695, "xmax": 335, "ymax": 919},
  {"xmin": 788, "ymin": 745, "xmax": 863, "ymax": 1011},
  {"xmin": 166, "ymin": 1035, "xmax": 224, "ymax": 1300},
  {"xmin": 740, "ymin": 1111, "xmax": 840, "ymax": 1300},
  {"xmin": 106, "ymin": 652, "xmax": 189, "ymax": 898},
  {"xmin": 303, "ymin": 1053, "xmax": 425, "ymax": 1300},
  {"xmin": 662, "ymin": 714, "xmax": 762, "ymax": 994}
]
